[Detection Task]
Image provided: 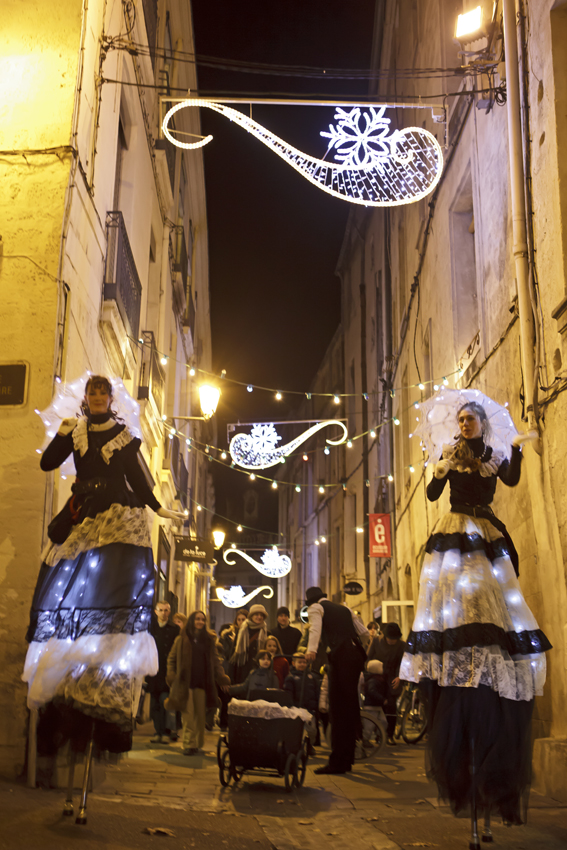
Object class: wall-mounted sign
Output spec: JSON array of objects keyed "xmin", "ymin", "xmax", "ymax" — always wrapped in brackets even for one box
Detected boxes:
[
  {"xmin": 174, "ymin": 536, "xmax": 214, "ymax": 563},
  {"xmin": 0, "ymin": 362, "xmax": 28, "ymax": 407},
  {"xmin": 369, "ymin": 513, "xmax": 392, "ymax": 558},
  {"xmin": 343, "ymin": 581, "xmax": 364, "ymax": 596}
]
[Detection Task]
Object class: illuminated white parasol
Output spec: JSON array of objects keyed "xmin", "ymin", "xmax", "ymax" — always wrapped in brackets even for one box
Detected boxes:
[
  {"xmin": 35, "ymin": 372, "xmax": 142, "ymax": 476},
  {"xmin": 414, "ymin": 387, "xmax": 518, "ymax": 463}
]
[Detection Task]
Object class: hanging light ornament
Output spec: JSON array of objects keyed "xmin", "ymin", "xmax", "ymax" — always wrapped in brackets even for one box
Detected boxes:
[
  {"xmin": 162, "ymin": 102, "xmax": 443, "ymax": 207},
  {"xmin": 229, "ymin": 420, "xmax": 347, "ymax": 470},
  {"xmin": 223, "ymin": 548, "xmax": 292, "ymax": 578},
  {"xmin": 216, "ymin": 585, "xmax": 274, "ymax": 609}
]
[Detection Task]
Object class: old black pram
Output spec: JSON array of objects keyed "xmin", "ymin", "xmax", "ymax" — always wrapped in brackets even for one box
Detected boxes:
[{"xmin": 217, "ymin": 692, "xmax": 311, "ymax": 792}]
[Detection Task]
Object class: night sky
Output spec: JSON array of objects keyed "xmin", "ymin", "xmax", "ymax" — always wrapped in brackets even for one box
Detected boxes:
[{"xmin": 191, "ymin": 0, "xmax": 376, "ymax": 532}]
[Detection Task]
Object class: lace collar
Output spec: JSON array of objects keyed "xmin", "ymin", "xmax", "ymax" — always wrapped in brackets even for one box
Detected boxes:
[
  {"xmin": 441, "ymin": 443, "xmax": 505, "ymax": 478},
  {"xmin": 72, "ymin": 417, "xmax": 134, "ymax": 464}
]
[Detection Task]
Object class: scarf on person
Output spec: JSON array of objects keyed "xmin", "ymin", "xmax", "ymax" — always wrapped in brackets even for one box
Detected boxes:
[{"xmin": 231, "ymin": 618, "xmax": 268, "ymax": 667}]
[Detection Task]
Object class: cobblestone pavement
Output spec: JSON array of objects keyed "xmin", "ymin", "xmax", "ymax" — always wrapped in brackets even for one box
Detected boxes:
[{"xmin": 1, "ymin": 720, "xmax": 567, "ymax": 850}]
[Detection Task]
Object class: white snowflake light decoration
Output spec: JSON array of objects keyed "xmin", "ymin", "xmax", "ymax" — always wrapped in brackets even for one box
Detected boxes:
[
  {"xmin": 229, "ymin": 420, "xmax": 348, "ymax": 470},
  {"xmin": 223, "ymin": 548, "xmax": 292, "ymax": 578},
  {"xmin": 216, "ymin": 584, "xmax": 274, "ymax": 609},
  {"xmin": 162, "ymin": 101, "xmax": 443, "ymax": 207}
]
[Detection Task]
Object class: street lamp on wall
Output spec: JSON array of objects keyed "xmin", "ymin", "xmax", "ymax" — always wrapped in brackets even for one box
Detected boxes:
[
  {"xmin": 165, "ymin": 383, "xmax": 221, "ymax": 423},
  {"xmin": 212, "ymin": 529, "xmax": 226, "ymax": 549},
  {"xmin": 454, "ymin": 2, "xmax": 497, "ymax": 51}
]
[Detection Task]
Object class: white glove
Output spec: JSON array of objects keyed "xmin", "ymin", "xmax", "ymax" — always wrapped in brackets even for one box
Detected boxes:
[
  {"xmin": 157, "ymin": 506, "xmax": 187, "ymax": 520},
  {"xmin": 57, "ymin": 418, "xmax": 78, "ymax": 436},
  {"xmin": 434, "ymin": 459, "xmax": 451, "ymax": 479},
  {"xmin": 512, "ymin": 431, "xmax": 538, "ymax": 448}
]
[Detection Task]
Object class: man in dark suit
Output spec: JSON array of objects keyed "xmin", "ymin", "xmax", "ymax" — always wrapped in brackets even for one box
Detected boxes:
[
  {"xmin": 304, "ymin": 587, "xmax": 368, "ymax": 774},
  {"xmin": 147, "ymin": 601, "xmax": 179, "ymax": 743}
]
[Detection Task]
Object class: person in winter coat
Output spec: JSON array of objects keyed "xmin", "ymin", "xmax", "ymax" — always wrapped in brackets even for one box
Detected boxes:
[
  {"xmin": 367, "ymin": 622, "xmax": 407, "ymax": 744},
  {"xmin": 228, "ymin": 650, "xmax": 279, "ymax": 699},
  {"xmin": 230, "ymin": 604, "xmax": 269, "ymax": 684},
  {"xmin": 270, "ymin": 606, "xmax": 302, "ymax": 660},
  {"xmin": 283, "ymin": 652, "xmax": 320, "ymax": 714},
  {"xmin": 165, "ymin": 611, "xmax": 230, "ymax": 756},
  {"xmin": 146, "ymin": 601, "xmax": 180, "ymax": 744},
  {"xmin": 263, "ymin": 636, "xmax": 289, "ymax": 688},
  {"xmin": 363, "ymin": 659, "xmax": 388, "ymax": 707}
]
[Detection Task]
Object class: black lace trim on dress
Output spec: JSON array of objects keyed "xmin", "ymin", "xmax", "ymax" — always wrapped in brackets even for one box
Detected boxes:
[
  {"xmin": 405, "ymin": 623, "xmax": 552, "ymax": 657},
  {"xmin": 27, "ymin": 606, "xmax": 152, "ymax": 642},
  {"xmin": 426, "ymin": 531, "xmax": 510, "ymax": 561}
]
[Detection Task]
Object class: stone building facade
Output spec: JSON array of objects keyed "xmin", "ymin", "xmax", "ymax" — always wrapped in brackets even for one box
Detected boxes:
[
  {"xmin": 0, "ymin": 0, "xmax": 215, "ymax": 777},
  {"xmin": 280, "ymin": 0, "xmax": 567, "ymax": 799}
]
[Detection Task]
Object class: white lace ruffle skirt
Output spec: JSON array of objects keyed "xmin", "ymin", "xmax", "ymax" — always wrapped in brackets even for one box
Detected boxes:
[
  {"xmin": 22, "ymin": 632, "xmax": 158, "ymax": 724},
  {"xmin": 399, "ymin": 511, "xmax": 549, "ymax": 701}
]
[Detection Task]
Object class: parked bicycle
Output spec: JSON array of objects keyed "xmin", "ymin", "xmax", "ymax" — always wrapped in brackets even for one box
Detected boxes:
[{"xmin": 394, "ymin": 681, "xmax": 427, "ymax": 744}]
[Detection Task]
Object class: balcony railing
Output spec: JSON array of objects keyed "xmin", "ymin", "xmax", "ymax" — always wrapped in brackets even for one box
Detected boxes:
[
  {"xmin": 138, "ymin": 330, "xmax": 165, "ymax": 414},
  {"xmin": 104, "ymin": 211, "xmax": 142, "ymax": 340}
]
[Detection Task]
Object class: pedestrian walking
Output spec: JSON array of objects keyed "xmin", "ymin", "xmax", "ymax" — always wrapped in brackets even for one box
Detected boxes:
[
  {"xmin": 270, "ymin": 606, "xmax": 302, "ymax": 660},
  {"xmin": 165, "ymin": 611, "xmax": 230, "ymax": 756},
  {"xmin": 400, "ymin": 400, "xmax": 552, "ymax": 824},
  {"xmin": 147, "ymin": 601, "xmax": 180, "ymax": 743},
  {"xmin": 367, "ymin": 623, "xmax": 407, "ymax": 744},
  {"xmin": 230, "ymin": 604, "xmax": 269, "ymax": 684},
  {"xmin": 304, "ymin": 588, "xmax": 368, "ymax": 774},
  {"xmin": 23, "ymin": 375, "xmax": 185, "ymax": 757},
  {"xmin": 263, "ymin": 636, "xmax": 290, "ymax": 687}
]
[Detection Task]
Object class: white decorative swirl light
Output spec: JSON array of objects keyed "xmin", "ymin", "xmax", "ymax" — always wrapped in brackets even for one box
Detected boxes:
[
  {"xmin": 162, "ymin": 101, "xmax": 443, "ymax": 207},
  {"xmin": 229, "ymin": 420, "xmax": 348, "ymax": 470},
  {"xmin": 223, "ymin": 548, "xmax": 292, "ymax": 578},
  {"xmin": 216, "ymin": 585, "xmax": 274, "ymax": 609}
]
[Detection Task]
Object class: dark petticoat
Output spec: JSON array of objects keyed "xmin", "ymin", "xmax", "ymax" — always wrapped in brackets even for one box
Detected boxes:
[
  {"xmin": 27, "ymin": 542, "xmax": 155, "ymax": 642},
  {"xmin": 420, "ymin": 681, "xmax": 533, "ymax": 823},
  {"xmin": 406, "ymin": 624, "xmax": 552, "ymax": 657},
  {"xmin": 425, "ymin": 530, "xmax": 509, "ymax": 560},
  {"xmin": 37, "ymin": 701, "xmax": 132, "ymax": 756}
]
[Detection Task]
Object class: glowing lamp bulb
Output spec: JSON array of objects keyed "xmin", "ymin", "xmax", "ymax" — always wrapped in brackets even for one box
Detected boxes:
[
  {"xmin": 189, "ymin": 367, "xmax": 196, "ymax": 377},
  {"xmin": 197, "ymin": 505, "xmax": 202, "ymax": 512},
  {"xmin": 247, "ymin": 385, "xmax": 253, "ymax": 392},
  {"xmin": 160, "ymin": 356, "xmax": 168, "ymax": 366},
  {"xmin": 184, "ymin": 509, "xmax": 189, "ymax": 516},
  {"xmin": 199, "ymin": 384, "xmax": 221, "ymax": 419},
  {"xmin": 409, "ymin": 465, "xmax": 415, "ymax": 473},
  {"xmin": 250, "ymin": 473, "xmax": 256, "ymax": 480},
  {"xmin": 315, "ymin": 539, "xmax": 320, "ymax": 546},
  {"xmin": 237, "ymin": 525, "xmax": 243, "ymax": 532},
  {"xmin": 388, "ymin": 474, "xmax": 394, "ymax": 482},
  {"xmin": 370, "ymin": 430, "xmax": 376, "ymax": 439},
  {"xmin": 162, "ymin": 414, "xmax": 167, "ymax": 421},
  {"xmin": 221, "ymin": 451, "xmax": 227, "ymax": 459},
  {"xmin": 356, "ymin": 527, "xmax": 364, "ymax": 534},
  {"xmin": 443, "ymin": 377, "xmax": 449, "ymax": 386},
  {"xmin": 295, "ymin": 485, "xmax": 301, "ymax": 493},
  {"xmin": 333, "ymin": 395, "xmax": 340, "ymax": 404},
  {"xmin": 318, "ymin": 485, "xmax": 325, "ymax": 494},
  {"xmin": 394, "ymin": 417, "xmax": 400, "ymax": 425},
  {"xmin": 455, "ymin": 5, "xmax": 483, "ymax": 39},
  {"xmin": 433, "ymin": 384, "xmax": 439, "ymax": 391},
  {"xmin": 186, "ymin": 439, "xmax": 191, "ymax": 446},
  {"xmin": 346, "ymin": 440, "xmax": 353, "ymax": 448},
  {"xmin": 138, "ymin": 337, "xmax": 144, "ymax": 344},
  {"xmin": 321, "ymin": 536, "xmax": 326, "ymax": 543},
  {"xmin": 271, "ymin": 480, "xmax": 278, "ymax": 489},
  {"xmin": 302, "ymin": 453, "xmax": 308, "ymax": 461},
  {"xmin": 275, "ymin": 392, "xmax": 282, "ymax": 400},
  {"xmin": 212, "ymin": 529, "xmax": 225, "ymax": 549},
  {"xmin": 324, "ymin": 446, "xmax": 330, "ymax": 455},
  {"xmin": 418, "ymin": 383, "xmax": 425, "ymax": 391}
]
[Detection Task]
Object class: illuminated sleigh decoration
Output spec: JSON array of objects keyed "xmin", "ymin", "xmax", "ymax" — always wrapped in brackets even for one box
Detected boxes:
[{"xmin": 162, "ymin": 102, "xmax": 443, "ymax": 207}]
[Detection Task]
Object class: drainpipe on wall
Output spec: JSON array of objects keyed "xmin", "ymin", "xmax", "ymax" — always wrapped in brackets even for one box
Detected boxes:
[{"xmin": 502, "ymin": 0, "xmax": 539, "ymax": 441}]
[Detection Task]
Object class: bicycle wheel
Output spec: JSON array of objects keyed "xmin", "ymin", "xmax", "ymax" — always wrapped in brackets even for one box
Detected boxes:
[
  {"xmin": 355, "ymin": 711, "xmax": 386, "ymax": 760},
  {"xmin": 401, "ymin": 691, "xmax": 427, "ymax": 744}
]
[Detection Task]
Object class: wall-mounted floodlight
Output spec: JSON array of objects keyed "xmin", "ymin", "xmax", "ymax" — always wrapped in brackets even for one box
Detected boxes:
[{"xmin": 455, "ymin": 2, "xmax": 496, "ymax": 46}]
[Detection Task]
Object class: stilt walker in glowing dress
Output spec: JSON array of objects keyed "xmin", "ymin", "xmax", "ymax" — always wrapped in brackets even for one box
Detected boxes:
[
  {"xmin": 22, "ymin": 376, "xmax": 185, "ymax": 824},
  {"xmin": 400, "ymin": 393, "xmax": 551, "ymax": 847}
]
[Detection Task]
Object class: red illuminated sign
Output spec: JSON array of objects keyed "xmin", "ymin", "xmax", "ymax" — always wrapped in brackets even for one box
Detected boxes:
[{"xmin": 369, "ymin": 513, "xmax": 391, "ymax": 558}]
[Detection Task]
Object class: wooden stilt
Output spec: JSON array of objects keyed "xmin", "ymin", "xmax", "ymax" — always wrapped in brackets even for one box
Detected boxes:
[{"xmin": 469, "ymin": 737, "xmax": 480, "ymax": 850}]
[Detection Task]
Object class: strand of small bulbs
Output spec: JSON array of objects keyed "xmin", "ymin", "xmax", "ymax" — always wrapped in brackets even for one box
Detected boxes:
[{"xmin": 132, "ymin": 334, "xmax": 461, "ymax": 403}]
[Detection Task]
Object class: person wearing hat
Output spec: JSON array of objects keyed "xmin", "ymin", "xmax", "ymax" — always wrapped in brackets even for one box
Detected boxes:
[
  {"xmin": 304, "ymin": 587, "xmax": 368, "ymax": 774},
  {"xmin": 270, "ymin": 606, "xmax": 302, "ymax": 661},
  {"xmin": 367, "ymin": 622, "xmax": 407, "ymax": 744},
  {"xmin": 229, "ymin": 603, "xmax": 269, "ymax": 684}
]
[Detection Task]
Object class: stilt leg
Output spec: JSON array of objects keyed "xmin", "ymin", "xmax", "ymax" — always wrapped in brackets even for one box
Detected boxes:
[
  {"xmin": 482, "ymin": 809, "xmax": 493, "ymax": 843},
  {"xmin": 469, "ymin": 737, "xmax": 480, "ymax": 850},
  {"xmin": 63, "ymin": 749, "xmax": 76, "ymax": 817},
  {"xmin": 75, "ymin": 726, "xmax": 95, "ymax": 825}
]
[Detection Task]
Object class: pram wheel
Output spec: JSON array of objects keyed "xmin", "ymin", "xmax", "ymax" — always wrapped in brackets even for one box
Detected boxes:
[
  {"xmin": 219, "ymin": 750, "xmax": 233, "ymax": 787},
  {"xmin": 284, "ymin": 753, "xmax": 296, "ymax": 792},
  {"xmin": 295, "ymin": 742, "xmax": 308, "ymax": 788}
]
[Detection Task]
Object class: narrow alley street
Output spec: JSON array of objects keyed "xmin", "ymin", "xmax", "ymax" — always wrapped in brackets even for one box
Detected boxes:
[{"xmin": 2, "ymin": 721, "xmax": 566, "ymax": 850}]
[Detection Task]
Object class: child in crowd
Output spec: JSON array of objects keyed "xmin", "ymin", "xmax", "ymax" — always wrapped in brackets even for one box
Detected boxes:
[
  {"xmin": 284, "ymin": 652, "xmax": 320, "ymax": 753},
  {"xmin": 263, "ymin": 636, "xmax": 290, "ymax": 688},
  {"xmin": 363, "ymin": 658, "xmax": 387, "ymax": 707},
  {"xmin": 228, "ymin": 649, "xmax": 279, "ymax": 700}
]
